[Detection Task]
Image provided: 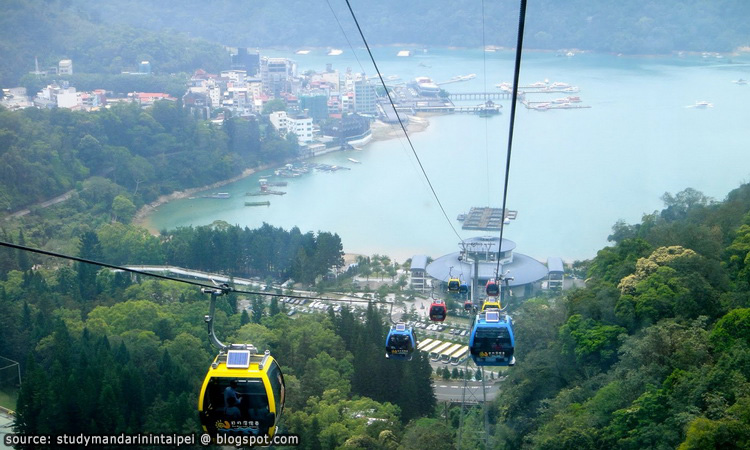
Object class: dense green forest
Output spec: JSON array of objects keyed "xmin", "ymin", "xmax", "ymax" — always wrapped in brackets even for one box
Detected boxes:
[
  {"xmin": 2, "ymin": 0, "xmax": 749, "ymax": 88},
  {"xmin": 0, "ymin": 101, "xmax": 297, "ymax": 216},
  {"xmin": 68, "ymin": 0, "xmax": 750, "ymax": 55},
  {"xmin": 0, "ymin": 0, "xmax": 229, "ymax": 89},
  {"xmin": 484, "ymin": 186, "xmax": 750, "ymax": 449},
  {"xmin": 6, "ymin": 180, "xmax": 750, "ymax": 448}
]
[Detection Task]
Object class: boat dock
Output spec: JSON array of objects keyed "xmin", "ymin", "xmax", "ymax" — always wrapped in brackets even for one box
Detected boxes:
[
  {"xmin": 520, "ymin": 99, "xmax": 591, "ymax": 111},
  {"xmin": 246, "ymin": 190, "xmax": 285, "ymax": 196},
  {"xmin": 448, "ymin": 92, "xmax": 512, "ymax": 101},
  {"xmin": 245, "ymin": 201, "xmax": 270, "ymax": 207},
  {"xmin": 459, "ymin": 207, "xmax": 518, "ymax": 231}
]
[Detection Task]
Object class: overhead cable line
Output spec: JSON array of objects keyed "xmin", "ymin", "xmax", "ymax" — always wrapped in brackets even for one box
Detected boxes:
[
  {"xmin": 0, "ymin": 240, "xmax": 388, "ymax": 305},
  {"xmin": 482, "ymin": 0, "xmax": 492, "ymax": 207},
  {"xmin": 494, "ymin": 0, "xmax": 528, "ymax": 277},
  {"xmin": 343, "ymin": 0, "xmax": 466, "ymax": 244},
  {"xmin": 324, "ymin": 0, "xmax": 422, "ymax": 179}
]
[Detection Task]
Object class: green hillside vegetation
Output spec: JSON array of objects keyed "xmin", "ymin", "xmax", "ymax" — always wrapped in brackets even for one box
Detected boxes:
[
  {"xmin": 5, "ymin": 181, "xmax": 750, "ymax": 448},
  {"xmin": 52, "ymin": 0, "xmax": 750, "ymax": 54},
  {"xmin": 0, "ymin": 0, "xmax": 228, "ymax": 88},
  {"xmin": 0, "ymin": 101, "xmax": 298, "ymax": 240},
  {"xmin": 3, "ymin": 1, "xmax": 749, "ymax": 87},
  {"xmin": 485, "ymin": 185, "xmax": 750, "ymax": 449}
]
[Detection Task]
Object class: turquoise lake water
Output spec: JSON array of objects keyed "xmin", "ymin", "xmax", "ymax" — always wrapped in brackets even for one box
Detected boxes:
[{"xmin": 146, "ymin": 48, "xmax": 750, "ymax": 263}]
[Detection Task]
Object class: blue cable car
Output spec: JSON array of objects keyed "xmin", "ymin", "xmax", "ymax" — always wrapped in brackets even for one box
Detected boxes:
[
  {"xmin": 485, "ymin": 279, "xmax": 500, "ymax": 297},
  {"xmin": 448, "ymin": 278, "xmax": 461, "ymax": 293},
  {"xmin": 385, "ymin": 323, "xmax": 417, "ymax": 360},
  {"xmin": 459, "ymin": 283, "xmax": 469, "ymax": 295},
  {"xmin": 469, "ymin": 310, "xmax": 515, "ymax": 367}
]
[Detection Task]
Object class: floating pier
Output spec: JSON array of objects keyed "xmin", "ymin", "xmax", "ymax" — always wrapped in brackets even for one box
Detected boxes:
[
  {"xmin": 458, "ymin": 207, "xmax": 518, "ymax": 231},
  {"xmin": 245, "ymin": 201, "xmax": 271, "ymax": 207},
  {"xmin": 246, "ymin": 190, "xmax": 286, "ymax": 196}
]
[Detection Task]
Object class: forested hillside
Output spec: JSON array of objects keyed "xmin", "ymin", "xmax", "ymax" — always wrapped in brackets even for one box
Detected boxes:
[
  {"xmin": 6, "ymin": 181, "xmax": 750, "ymax": 448},
  {"xmin": 486, "ymin": 186, "xmax": 750, "ymax": 449},
  {"xmin": 71, "ymin": 0, "xmax": 750, "ymax": 55},
  {"xmin": 0, "ymin": 0, "xmax": 228, "ymax": 88},
  {"xmin": 2, "ymin": 0, "xmax": 749, "ymax": 87},
  {"xmin": 0, "ymin": 101, "xmax": 297, "ymax": 216}
]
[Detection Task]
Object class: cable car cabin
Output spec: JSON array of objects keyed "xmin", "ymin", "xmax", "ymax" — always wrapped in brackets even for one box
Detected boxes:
[
  {"xmin": 481, "ymin": 299, "xmax": 502, "ymax": 311},
  {"xmin": 385, "ymin": 323, "xmax": 417, "ymax": 360},
  {"xmin": 469, "ymin": 310, "xmax": 515, "ymax": 367},
  {"xmin": 485, "ymin": 280, "xmax": 500, "ymax": 297},
  {"xmin": 448, "ymin": 278, "xmax": 461, "ymax": 293},
  {"xmin": 464, "ymin": 299, "xmax": 473, "ymax": 311},
  {"xmin": 429, "ymin": 299, "xmax": 447, "ymax": 322},
  {"xmin": 459, "ymin": 283, "xmax": 469, "ymax": 295},
  {"xmin": 199, "ymin": 348, "xmax": 285, "ymax": 438}
]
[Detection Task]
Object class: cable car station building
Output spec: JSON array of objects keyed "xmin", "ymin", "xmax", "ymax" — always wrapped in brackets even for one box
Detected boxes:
[{"xmin": 422, "ymin": 236, "xmax": 549, "ymax": 299}]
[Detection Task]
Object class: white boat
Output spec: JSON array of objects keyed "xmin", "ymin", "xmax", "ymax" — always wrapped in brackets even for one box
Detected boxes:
[
  {"xmin": 348, "ymin": 158, "xmax": 361, "ymax": 164},
  {"xmin": 295, "ymin": 50, "xmax": 310, "ymax": 55},
  {"xmin": 693, "ymin": 101, "xmax": 713, "ymax": 108},
  {"xmin": 397, "ymin": 50, "xmax": 411, "ymax": 57},
  {"xmin": 327, "ymin": 49, "xmax": 343, "ymax": 56},
  {"xmin": 733, "ymin": 78, "xmax": 748, "ymax": 85}
]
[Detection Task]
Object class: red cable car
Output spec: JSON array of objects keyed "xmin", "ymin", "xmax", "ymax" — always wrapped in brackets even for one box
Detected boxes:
[
  {"xmin": 429, "ymin": 299, "xmax": 447, "ymax": 322},
  {"xmin": 464, "ymin": 299, "xmax": 473, "ymax": 311},
  {"xmin": 486, "ymin": 279, "xmax": 500, "ymax": 297}
]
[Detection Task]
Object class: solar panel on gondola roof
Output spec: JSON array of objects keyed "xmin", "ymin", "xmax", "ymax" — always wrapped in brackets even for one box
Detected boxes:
[
  {"xmin": 396, "ymin": 323, "xmax": 406, "ymax": 331},
  {"xmin": 226, "ymin": 350, "xmax": 251, "ymax": 368},
  {"xmin": 486, "ymin": 311, "xmax": 500, "ymax": 322}
]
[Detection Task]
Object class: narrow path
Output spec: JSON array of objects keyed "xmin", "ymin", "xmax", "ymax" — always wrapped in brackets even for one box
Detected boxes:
[{"xmin": 4, "ymin": 189, "xmax": 75, "ymax": 220}]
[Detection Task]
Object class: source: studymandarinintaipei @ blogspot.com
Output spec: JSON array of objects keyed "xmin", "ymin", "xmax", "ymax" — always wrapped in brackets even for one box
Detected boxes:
[{"xmin": 4, "ymin": 432, "xmax": 301, "ymax": 447}]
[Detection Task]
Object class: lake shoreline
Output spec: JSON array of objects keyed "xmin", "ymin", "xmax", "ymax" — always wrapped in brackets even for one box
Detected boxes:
[{"xmin": 133, "ymin": 117, "xmax": 430, "ymax": 233}]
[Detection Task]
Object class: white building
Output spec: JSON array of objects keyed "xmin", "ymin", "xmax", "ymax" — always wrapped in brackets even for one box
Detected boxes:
[
  {"xmin": 354, "ymin": 77, "xmax": 377, "ymax": 115},
  {"xmin": 208, "ymin": 84, "xmax": 221, "ymax": 108},
  {"xmin": 260, "ymin": 57, "xmax": 296, "ymax": 96},
  {"xmin": 58, "ymin": 59, "xmax": 73, "ymax": 75},
  {"xmin": 269, "ymin": 111, "xmax": 313, "ymax": 145},
  {"xmin": 35, "ymin": 84, "xmax": 79, "ymax": 109},
  {"xmin": 287, "ymin": 113, "xmax": 313, "ymax": 144},
  {"xmin": 220, "ymin": 70, "xmax": 247, "ymax": 83},
  {"xmin": 269, "ymin": 111, "xmax": 288, "ymax": 134}
]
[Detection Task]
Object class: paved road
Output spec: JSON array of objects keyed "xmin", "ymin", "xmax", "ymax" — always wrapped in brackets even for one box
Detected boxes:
[
  {"xmin": 5, "ymin": 189, "xmax": 75, "ymax": 219},
  {"xmin": 431, "ymin": 379, "xmax": 500, "ymax": 402}
]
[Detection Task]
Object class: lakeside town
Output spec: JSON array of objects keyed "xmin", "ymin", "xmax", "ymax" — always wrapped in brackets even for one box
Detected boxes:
[{"xmin": 0, "ymin": 49, "xmax": 458, "ymax": 158}]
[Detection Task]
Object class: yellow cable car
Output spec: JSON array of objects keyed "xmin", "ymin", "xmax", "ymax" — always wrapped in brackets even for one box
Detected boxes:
[
  {"xmin": 198, "ymin": 346, "xmax": 285, "ymax": 438},
  {"xmin": 482, "ymin": 299, "xmax": 502, "ymax": 311},
  {"xmin": 448, "ymin": 278, "xmax": 461, "ymax": 293}
]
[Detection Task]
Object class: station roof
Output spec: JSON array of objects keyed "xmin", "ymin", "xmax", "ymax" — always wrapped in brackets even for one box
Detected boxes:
[
  {"xmin": 460, "ymin": 236, "xmax": 516, "ymax": 254},
  {"xmin": 410, "ymin": 254, "xmax": 428, "ymax": 271},
  {"xmin": 547, "ymin": 257, "xmax": 564, "ymax": 274},
  {"xmin": 426, "ymin": 251, "xmax": 548, "ymax": 286}
]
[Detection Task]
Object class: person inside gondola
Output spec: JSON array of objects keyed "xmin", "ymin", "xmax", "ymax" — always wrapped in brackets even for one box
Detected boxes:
[
  {"xmin": 389, "ymin": 333, "xmax": 411, "ymax": 353},
  {"xmin": 224, "ymin": 380, "xmax": 242, "ymax": 419},
  {"xmin": 248, "ymin": 394, "xmax": 273, "ymax": 435}
]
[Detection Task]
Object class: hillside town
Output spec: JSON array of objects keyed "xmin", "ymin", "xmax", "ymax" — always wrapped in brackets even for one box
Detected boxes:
[{"xmin": 0, "ymin": 49, "xmax": 389, "ymax": 155}]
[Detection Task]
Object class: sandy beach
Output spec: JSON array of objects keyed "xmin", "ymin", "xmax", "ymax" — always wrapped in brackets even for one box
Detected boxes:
[{"xmin": 133, "ymin": 117, "xmax": 430, "ymax": 231}]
